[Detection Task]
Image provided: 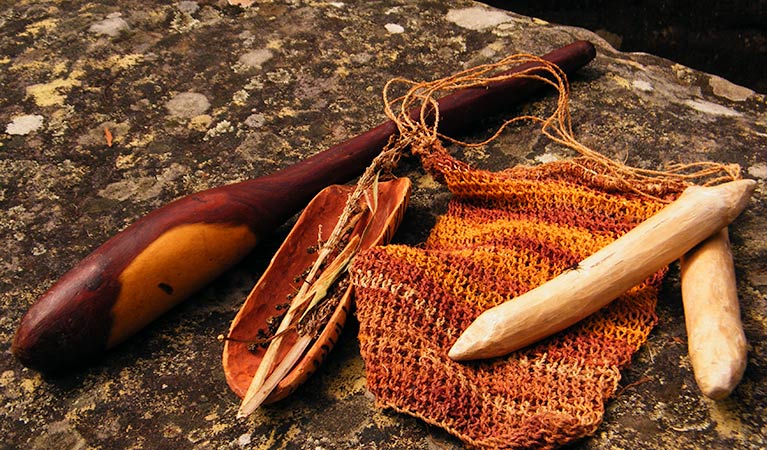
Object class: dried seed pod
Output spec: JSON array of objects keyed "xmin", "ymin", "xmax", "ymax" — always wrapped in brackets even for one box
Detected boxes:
[{"xmin": 223, "ymin": 178, "xmax": 411, "ymax": 404}]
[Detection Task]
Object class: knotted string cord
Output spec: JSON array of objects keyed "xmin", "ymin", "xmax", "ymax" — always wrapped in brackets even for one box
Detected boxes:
[{"xmin": 380, "ymin": 53, "xmax": 741, "ymax": 202}]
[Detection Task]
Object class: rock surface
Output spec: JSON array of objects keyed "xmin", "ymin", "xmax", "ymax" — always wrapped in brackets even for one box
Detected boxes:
[{"xmin": 1, "ymin": 1, "xmax": 765, "ymax": 449}]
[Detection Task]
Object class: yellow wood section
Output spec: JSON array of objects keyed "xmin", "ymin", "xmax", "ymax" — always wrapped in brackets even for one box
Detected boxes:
[{"xmin": 107, "ymin": 222, "xmax": 258, "ymax": 347}]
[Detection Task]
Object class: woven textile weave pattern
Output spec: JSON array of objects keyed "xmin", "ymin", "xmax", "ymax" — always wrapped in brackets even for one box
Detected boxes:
[{"xmin": 349, "ymin": 155, "xmax": 682, "ymax": 449}]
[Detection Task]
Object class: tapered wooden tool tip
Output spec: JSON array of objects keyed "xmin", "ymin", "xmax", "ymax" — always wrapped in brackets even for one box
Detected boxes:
[
  {"xmin": 448, "ymin": 338, "xmax": 468, "ymax": 361},
  {"xmin": 447, "ymin": 340, "xmax": 471, "ymax": 361},
  {"xmin": 700, "ymin": 179, "xmax": 756, "ymax": 216},
  {"xmin": 448, "ymin": 313, "xmax": 496, "ymax": 361}
]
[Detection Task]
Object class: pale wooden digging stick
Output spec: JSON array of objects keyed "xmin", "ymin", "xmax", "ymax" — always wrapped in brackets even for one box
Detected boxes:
[
  {"xmin": 449, "ymin": 179, "xmax": 756, "ymax": 361},
  {"xmin": 680, "ymin": 227, "xmax": 748, "ymax": 400}
]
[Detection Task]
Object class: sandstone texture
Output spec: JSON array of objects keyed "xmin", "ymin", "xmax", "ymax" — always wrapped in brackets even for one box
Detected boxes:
[{"xmin": 1, "ymin": 1, "xmax": 765, "ymax": 449}]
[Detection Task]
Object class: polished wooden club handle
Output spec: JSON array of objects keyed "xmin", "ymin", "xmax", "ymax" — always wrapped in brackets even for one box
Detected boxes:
[{"xmin": 12, "ymin": 41, "xmax": 597, "ymax": 371}]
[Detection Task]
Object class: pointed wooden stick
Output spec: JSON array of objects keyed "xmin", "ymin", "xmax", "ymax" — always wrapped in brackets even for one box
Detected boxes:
[
  {"xmin": 449, "ymin": 179, "xmax": 756, "ymax": 361},
  {"xmin": 680, "ymin": 228, "xmax": 747, "ymax": 400}
]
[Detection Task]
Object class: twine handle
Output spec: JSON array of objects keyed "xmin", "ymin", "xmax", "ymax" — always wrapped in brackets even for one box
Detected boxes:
[{"xmin": 381, "ymin": 54, "xmax": 741, "ymax": 202}]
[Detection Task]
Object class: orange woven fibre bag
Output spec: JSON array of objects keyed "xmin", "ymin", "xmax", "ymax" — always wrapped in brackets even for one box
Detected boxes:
[
  {"xmin": 348, "ymin": 53, "xmax": 738, "ymax": 448},
  {"xmin": 349, "ymin": 154, "xmax": 682, "ymax": 449}
]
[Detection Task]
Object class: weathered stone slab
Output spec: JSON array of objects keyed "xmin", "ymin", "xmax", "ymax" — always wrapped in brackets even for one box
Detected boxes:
[{"xmin": 1, "ymin": 1, "xmax": 764, "ymax": 449}]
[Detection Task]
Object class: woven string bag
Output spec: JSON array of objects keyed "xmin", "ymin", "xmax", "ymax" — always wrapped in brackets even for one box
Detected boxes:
[
  {"xmin": 346, "ymin": 55, "xmax": 738, "ymax": 449},
  {"xmin": 349, "ymin": 151, "xmax": 681, "ymax": 449}
]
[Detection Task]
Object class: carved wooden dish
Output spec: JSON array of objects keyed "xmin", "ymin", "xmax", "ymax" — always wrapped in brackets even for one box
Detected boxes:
[{"xmin": 222, "ymin": 178, "xmax": 411, "ymax": 403}]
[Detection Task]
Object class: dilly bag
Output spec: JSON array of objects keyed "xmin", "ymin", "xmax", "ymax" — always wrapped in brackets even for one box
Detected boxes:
[
  {"xmin": 349, "ymin": 153, "xmax": 680, "ymax": 449},
  {"xmin": 348, "ymin": 53, "xmax": 737, "ymax": 449}
]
